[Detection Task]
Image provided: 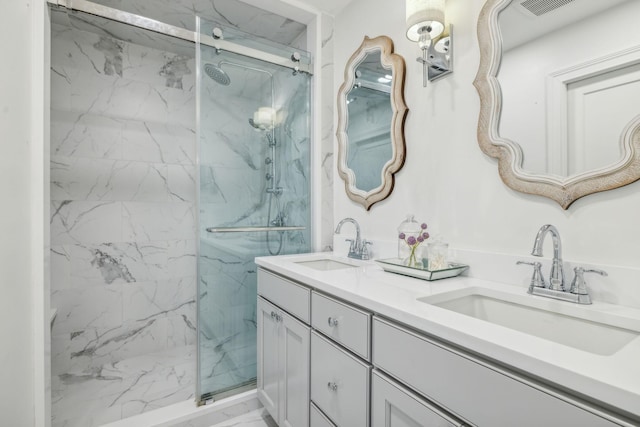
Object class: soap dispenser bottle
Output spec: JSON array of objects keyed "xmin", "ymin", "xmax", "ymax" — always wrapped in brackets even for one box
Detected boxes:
[{"xmin": 397, "ymin": 214, "xmax": 421, "ymax": 261}]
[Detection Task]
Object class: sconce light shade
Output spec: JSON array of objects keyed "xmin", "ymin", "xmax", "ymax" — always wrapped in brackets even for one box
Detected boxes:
[{"xmin": 406, "ymin": 0, "xmax": 445, "ymax": 41}]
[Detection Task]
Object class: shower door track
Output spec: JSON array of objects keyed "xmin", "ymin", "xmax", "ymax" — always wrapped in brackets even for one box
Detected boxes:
[
  {"xmin": 46, "ymin": 0, "xmax": 313, "ymax": 74},
  {"xmin": 206, "ymin": 226, "xmax": 306, "ymax": 233}
]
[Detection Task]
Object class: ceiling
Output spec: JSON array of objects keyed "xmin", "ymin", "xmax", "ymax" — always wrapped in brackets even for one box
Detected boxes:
[{"xmin": 293, "ymin": 0, "xmax": 355, "ymax": 15}]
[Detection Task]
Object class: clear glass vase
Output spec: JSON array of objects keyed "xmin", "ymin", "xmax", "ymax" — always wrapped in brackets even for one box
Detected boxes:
[{"xmin": 398, "ymin": 214, "xmax": 423, "ymax": 267}]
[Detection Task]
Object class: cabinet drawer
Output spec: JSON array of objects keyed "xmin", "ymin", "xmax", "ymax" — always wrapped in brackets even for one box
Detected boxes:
[
  {"xmin": 311, "ymin": 402, "xmax": 336, "ymax": 427},
  {"xmin": 311, "ymin": 331, "xmax": 370, "ymax": 427},
  {"xmin": 258, "ymin": 268, "xmax": 310, "ymax": 323},
  {"xmin": 312, "ymin": 291, "xmax": 371, "ymax": 360},
  {"xmin": 373, "ymin": 317, "xmax": 621, "ymax": 427},
  {"xmin": 372, "ymin": 370, "xmax": 464, "ymax": 427}
]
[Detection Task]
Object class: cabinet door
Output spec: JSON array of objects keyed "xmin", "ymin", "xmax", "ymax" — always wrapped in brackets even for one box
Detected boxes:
[
  {"xmin": 280, "ymin": 310, "xmax": 310, "ymax": 427},
  {"xmin": 372, "ymin": 370, "xmax": 464, "ymax": 427},
  {"xmin": 257, "ymin": 297, "xmax": 281, "ymax": 420}
]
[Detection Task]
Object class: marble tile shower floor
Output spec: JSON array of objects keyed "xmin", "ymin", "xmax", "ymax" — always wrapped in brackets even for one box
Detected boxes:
[{"xmin": 52, "ymin": 345, "xmax": 196, "ymax": 427}]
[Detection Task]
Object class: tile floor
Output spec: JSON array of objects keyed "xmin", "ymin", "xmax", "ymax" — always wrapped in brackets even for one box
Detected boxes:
[{"xmin": 209, "ymin": 408, "xmax": 277, "ymax": 427}]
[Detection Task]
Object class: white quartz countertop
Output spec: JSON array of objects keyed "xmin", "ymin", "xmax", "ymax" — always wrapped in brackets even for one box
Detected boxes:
[{"xmin": 255, "ymin": 252, "xmax": 640, "ymax": 422}]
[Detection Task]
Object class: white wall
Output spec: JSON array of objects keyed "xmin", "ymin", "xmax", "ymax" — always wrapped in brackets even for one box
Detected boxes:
[
  {"xmin": 334, "ymin": 0, "xmax": 640, "ymax": 272},
  {"xmin": 0, "ymin": 1, "xmax": 49, "ymax": 426}
]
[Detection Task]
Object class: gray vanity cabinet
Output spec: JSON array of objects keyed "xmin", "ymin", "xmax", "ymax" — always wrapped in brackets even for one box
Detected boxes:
[
  {"xmin": 257, "ymin": 269, "xmax": 311, "ymax": 427},
  {"xmin": 257, "ymin": 267, "xmax": 629, "ymax": 427}
]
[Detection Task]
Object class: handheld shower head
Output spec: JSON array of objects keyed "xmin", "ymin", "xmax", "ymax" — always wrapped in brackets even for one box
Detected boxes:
[{"xmin": 248, "ymin": 118, "xmax": 269, "ymax": 133}]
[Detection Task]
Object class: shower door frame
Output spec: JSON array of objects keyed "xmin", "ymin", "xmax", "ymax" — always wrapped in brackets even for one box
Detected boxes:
[{"xmin": 45, "ymin": 0, "xmax": 313, "ymax": 75}]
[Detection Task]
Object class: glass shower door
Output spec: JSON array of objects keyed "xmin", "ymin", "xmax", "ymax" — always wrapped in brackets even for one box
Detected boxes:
[{"xmin": 196, "ymin": 18, "xmax": 311, "ymax": 401}]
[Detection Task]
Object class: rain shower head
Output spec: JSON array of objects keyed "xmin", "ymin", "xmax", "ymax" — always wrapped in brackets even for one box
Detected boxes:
[{"xmin": 204, "ymin": 63, "xmax": 230, "ymax": 86}]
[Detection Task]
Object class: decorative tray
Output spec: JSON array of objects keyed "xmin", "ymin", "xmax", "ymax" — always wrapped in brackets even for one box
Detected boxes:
[{"xmin": 375, "ymin": 258, "xmax": 469, "ymax": 281}]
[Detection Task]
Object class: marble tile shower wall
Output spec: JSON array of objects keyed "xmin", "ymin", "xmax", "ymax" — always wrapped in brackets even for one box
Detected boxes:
[
  {"xmin": 49, "ymin": 22, "xmax": 197, "ymax": 421},
  {"xmin": 320, "ymin": 13, "xmax": 334, "ymax": 251}
]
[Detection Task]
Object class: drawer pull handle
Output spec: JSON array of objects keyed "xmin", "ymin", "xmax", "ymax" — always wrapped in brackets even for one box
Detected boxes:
[
  {"xmin": 327, "ymin": 381, "xmax": 338, "ymax": 391},
  {"xmin": 270, "ymin": 311, "xmax": 282, "ymax": 323},
  {"xmin": 327, "ymin": 317, "xmax": 339, "ymax": 327}
]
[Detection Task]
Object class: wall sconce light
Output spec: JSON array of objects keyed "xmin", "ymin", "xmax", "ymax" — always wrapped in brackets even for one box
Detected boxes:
[{"xmin": 406, "ymin": 0, "xmax": 453, "ymax": 87}]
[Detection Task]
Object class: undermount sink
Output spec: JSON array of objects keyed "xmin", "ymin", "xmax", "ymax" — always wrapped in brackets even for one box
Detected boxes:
[
  {"xmin": 294, "ymin": 258, "xmax": 357, "ymax": 271},
  {"xmin": 419, "ymin": 287, "xmax": 640, "ymax": 356}
]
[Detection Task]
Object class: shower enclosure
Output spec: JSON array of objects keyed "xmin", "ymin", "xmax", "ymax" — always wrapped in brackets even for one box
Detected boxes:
[
  {"xmin": 196, "ymin": 18, "xmax": 312, "ymax": 401},
  {"xmin": 47, "ymin": 1, "xmax": 312, "ymax": 425}
]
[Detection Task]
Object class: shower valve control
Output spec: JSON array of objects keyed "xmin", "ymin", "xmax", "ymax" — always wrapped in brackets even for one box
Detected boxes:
[
  {"xmin": 266, "ymin": 173, "xmax": 273, "ymax": 180},
  {"xmin": 265, "ymin": 158, "xmax": 272, "ymax": 164}
]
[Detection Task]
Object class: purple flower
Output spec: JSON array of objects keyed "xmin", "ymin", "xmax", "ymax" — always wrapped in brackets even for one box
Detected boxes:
[
  {"xmin": 421, "ymin": 223, "xmax": 428, "ymax": 230},
  {"xmin": 398, "ymin": 233, "xmax": 406, "ymax": 240},
  {"xmin": 417, "ymin": 235, "xmax": 424, "ymax": 243},
  {"xmin": 407, "ymin": 236, "xmax": 417, "ymax": 246},
  {"xmin": 423, "ymin": 232, "xmax": 430, "ymax": 239}
]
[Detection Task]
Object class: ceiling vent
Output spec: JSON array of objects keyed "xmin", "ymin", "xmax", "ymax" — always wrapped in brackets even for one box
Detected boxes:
[{"xmin": 519, "ymin": 0, "xmax": 575, "ymax": 16}]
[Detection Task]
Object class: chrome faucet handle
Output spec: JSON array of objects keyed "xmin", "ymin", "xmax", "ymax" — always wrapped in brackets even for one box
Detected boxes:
[
  {"xmin": 517, "ymin": 261, "xmax": 546, "ymax": 293},
  {"xmin": 361, "ymin": 240, "xmax": 373, "ymax": 260},
  {"xmin": 345, "ymin": 238, "xmax": 357, "ymax": 255},
  {"xmin": 570, "ymin": 267, "xmax": 607, "ymax": 297}
]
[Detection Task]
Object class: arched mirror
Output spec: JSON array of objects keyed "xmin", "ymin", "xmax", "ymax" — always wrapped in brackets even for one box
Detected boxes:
[
  {"xmin": 475, "ymin": 0, "xmax": 640, "ymax": 208},
  {"xmin": 337, "ymin": 35, "xmax": 408, "ymax": 210}
]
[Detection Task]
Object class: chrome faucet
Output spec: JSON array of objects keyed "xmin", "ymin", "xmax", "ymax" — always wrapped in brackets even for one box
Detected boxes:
[
  {"xmin": 531, "ymin": 224, "xmax": 565, "ymax": 291},
  {"xmin": 334, "ymin": 218, "xmax": 372, "ymax": 260},
  {"xmin": 517, "ymin": 224, "xmax": 607, "ymax": 305}
]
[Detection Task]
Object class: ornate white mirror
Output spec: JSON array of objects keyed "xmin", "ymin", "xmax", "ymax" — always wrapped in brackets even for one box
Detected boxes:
[
  {"xmin": 337, "ymin": 35, "xmax": 408, "ymax": 210},
  {"xmin": 475, "ymin": 0, "xmax": 640, "ymax": 208}
]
